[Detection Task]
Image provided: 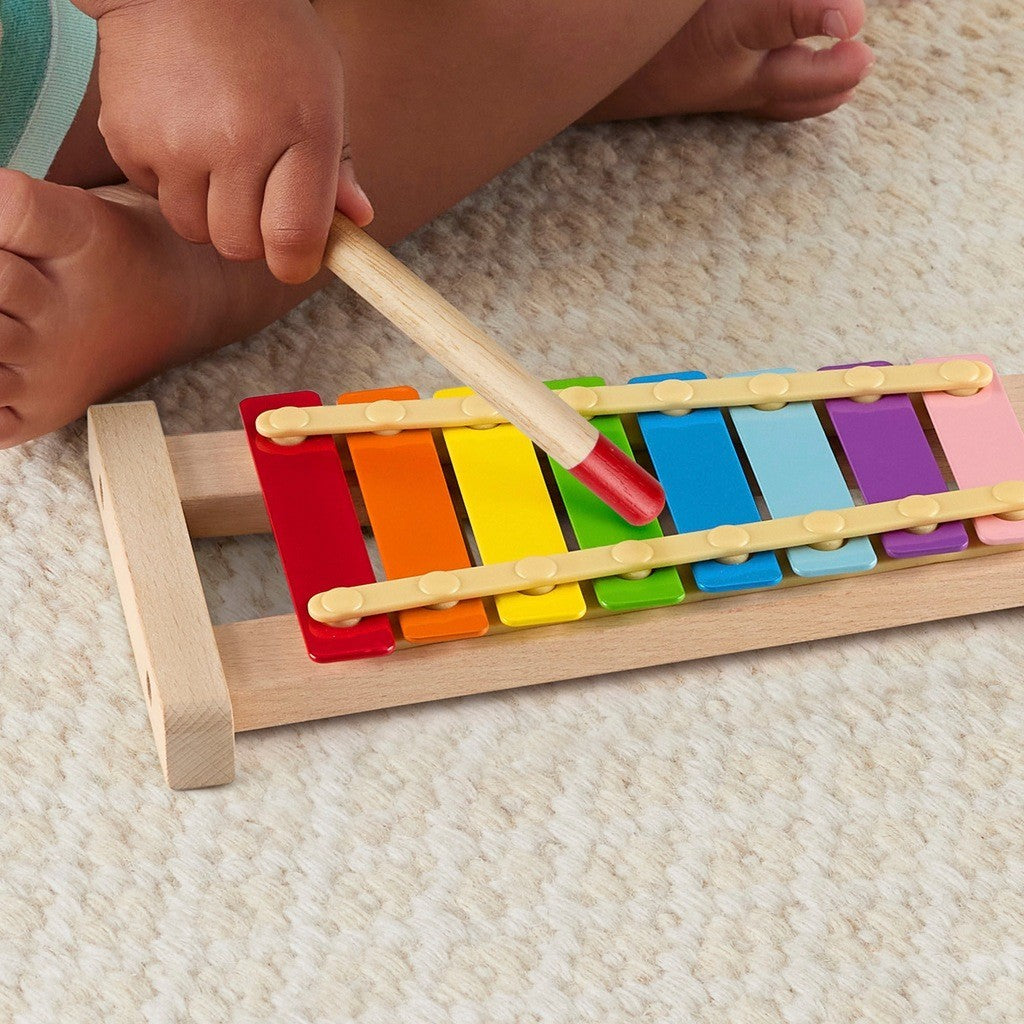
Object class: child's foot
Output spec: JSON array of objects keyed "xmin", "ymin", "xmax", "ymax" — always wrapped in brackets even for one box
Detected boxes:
[
  {"xmin": 0, "ymin": 171, "xmax": 313, "ymax": 447},
  {"xmin": 584, "ymin": 0, "xmax": 874, "ymax": 123}
]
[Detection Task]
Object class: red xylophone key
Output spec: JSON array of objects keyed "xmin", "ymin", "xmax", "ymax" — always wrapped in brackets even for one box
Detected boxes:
[{"xmin": 240, "ymin": 392, "xmax": 395, "ymax": 662}]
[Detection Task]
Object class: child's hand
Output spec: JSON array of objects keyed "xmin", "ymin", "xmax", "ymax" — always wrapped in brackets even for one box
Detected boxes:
[{"xmin": 76, "ymin": 0, "xmax": 371, "ymax": 283}]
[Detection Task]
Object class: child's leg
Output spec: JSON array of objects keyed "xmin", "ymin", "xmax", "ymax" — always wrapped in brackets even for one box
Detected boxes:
[
  {"xmin": 316, "ymin": 0, "xmax": 716, "ymax": 243},
  {"xmin": 46, "ymin": 0, "xmax": 876, "ymax": 196},
  {"xmin": 45, "ymin": 0, "xmax": 875, "ymax": 197},
  {"xmin": 1, "ymin": 0, "xmax": 713, "ymax": 445},
  {"xmin": 49, "ymin": 1, "xmax": 710, "ymax": 216},
  {"xmin": 0, "ymin": 0, "xmax": 873, "ymax": 446}
]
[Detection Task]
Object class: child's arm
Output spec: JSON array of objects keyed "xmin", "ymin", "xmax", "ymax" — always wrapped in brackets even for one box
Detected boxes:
[{"xmin": 72, "ymin": 0, "xmax": 371, "ymax": 284}]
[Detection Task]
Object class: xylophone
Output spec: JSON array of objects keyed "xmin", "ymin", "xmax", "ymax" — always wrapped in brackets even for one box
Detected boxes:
[{"xmin": 89, "ymin": 355, "xmax": 1024, "ymax": 789}]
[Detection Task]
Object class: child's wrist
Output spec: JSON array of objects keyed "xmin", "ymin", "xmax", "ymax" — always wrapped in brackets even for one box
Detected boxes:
[
  {"xmin": 71, "ymin": 0, "xmax": 200, "ymax": 18},
  {"xmin": 71, "ymin": 0, "xmax": 155, "ymax": 17},
  {"xmin": 73, "ymin": 0, "xmax": 288, "ymax": 16}
]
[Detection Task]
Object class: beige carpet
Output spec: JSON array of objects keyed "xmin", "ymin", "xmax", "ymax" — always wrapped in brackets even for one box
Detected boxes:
[{"xmin": 5, "ymin": 2, "xmax": 1024, "ymax": 1020}]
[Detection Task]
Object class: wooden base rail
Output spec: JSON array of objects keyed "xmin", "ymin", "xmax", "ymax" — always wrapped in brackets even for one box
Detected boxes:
[{"xmin": 88, "ymin": 376, "xmax": 1024, "ymax": 789}]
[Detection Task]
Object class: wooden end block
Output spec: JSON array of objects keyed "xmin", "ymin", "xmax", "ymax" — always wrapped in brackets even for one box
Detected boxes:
[{"xmin": 88, "ymin": 402, "xmax": 235, "ymax": 789}]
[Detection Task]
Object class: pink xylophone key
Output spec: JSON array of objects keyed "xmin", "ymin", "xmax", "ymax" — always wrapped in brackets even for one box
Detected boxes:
[{"xmin": 918, "ymin": 356, "xmax": 1024, "ymax": 546}]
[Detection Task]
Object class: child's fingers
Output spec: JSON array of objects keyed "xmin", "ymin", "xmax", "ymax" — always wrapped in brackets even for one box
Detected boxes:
[
  {"xmin": 125, "ymin": 164, "xmax": 161, "ymax": 199},
  {"xmin": 100, "ymin": 133, "xmax": 159, "ymax": 198},
  {"xmin": 260, "ymin": 141, "xmax": 339, "ymax": 284},
  {"xmin": 207, "ymin": 166, "xmax": 272, "ymax": 262},
  {"xmin": 157, "ymin": 172, "xmax": 213, "ymax": 245},
  {"xmin": 336, "ymin": 143, "xmax": 373, "ymax": 228}
]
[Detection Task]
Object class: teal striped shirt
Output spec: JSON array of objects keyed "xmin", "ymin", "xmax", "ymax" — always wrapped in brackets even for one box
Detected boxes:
[{"xmin": 0, "ymin": 0, "xmax": 96, "ymax": 177}]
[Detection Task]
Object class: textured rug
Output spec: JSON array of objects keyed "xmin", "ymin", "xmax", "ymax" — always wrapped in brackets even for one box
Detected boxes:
[{"xmin": 4, "ymin": 2, "xmax": 1024, "ymax": 1020}]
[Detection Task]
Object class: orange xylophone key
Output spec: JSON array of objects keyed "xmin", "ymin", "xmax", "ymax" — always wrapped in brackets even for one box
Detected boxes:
[{"xmin": 340, "ymin": 387, "xmax": 490, "ymax": 644}]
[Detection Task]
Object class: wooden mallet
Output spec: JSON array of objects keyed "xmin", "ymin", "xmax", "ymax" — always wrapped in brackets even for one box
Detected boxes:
[{"xmin": 323, "ymin": 214, "xmax": 666, "ymax": 526}]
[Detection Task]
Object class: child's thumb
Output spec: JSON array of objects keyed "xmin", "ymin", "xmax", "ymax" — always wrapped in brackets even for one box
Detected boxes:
[{"xmin": 336, "ymin": 143, "xmax": 374, "ymax": 228}]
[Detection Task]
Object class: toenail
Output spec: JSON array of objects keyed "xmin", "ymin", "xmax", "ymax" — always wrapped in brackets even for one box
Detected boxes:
[{"xmin": 822, "ymin": 9, "xmax": 849, "ymax": 38}]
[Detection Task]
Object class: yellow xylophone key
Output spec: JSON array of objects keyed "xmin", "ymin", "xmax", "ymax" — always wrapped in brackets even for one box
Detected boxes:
[{"xmin": 437, "ymin": 387, "xmax": 587, "ymax": 628}]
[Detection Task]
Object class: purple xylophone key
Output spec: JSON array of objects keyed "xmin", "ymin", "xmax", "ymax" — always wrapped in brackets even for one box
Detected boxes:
[{"xmin": 821, "ymin": 361, "xmax": 969, "ymax": 558}]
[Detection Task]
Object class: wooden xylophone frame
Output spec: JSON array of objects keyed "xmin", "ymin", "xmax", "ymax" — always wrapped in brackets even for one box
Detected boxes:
[{"xmin": 89, "ymin": 378, "xmax": 1024, "ymax": 790}]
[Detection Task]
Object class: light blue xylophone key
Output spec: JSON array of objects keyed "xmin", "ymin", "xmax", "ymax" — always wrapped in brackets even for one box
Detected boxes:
[
  {"xmin": 630, "ymin": 371, "xmax": 783, "ymax": 593},
  {"xmin": 727, "ymin": 368, "xmax": 877, "ymax": 578}
]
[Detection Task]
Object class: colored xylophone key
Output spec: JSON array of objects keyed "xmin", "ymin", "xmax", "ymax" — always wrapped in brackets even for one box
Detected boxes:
[
  {"xmin": 545, "ymin": 377, "xmax": 684, "ymax": 611},
  {"xmin": 240, "ymin": 392, "xmax": 395, "ymax": 662},
  {"xmin": 339, "ymin": 387, "xmax": 489, "ymax": 645},
  {"xmin": 437, "ymin": 387, "xmax": 587, "ymax": 628},
  {"xmin": 630, "ymin": 371, "xmax": 782, "ymax": 594},
  {"xmin": 821, "ymin": 361, "xmax": 968, "ymax": 558},
  {"xmin": 726, "ymin": 369, "xmax": 877, "ymax": 578},
  {"xmin": 918, "ymin": 354, "xmax": 1024, "ymax": 546}
]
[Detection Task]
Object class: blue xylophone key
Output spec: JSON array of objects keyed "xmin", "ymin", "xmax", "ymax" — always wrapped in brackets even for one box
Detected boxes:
[
  {"xmin": 630, "ymin": 371, "xmax": 783, "ymax": 593},
  {"xmin": 727, "ymin": 369, "xmax": 877, "ymax": 578}
]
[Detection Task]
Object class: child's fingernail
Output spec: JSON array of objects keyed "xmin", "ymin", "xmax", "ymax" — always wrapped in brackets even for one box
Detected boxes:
[
  {"xmin": 339, "ymin": 159, "xmax": 374, "ymax": 226},
  {"xmin": 822, "ymin": 9, "xmax": 849, "ymax": 38},
  {"xmin": 858, "ymin": 60, "xmax": 876, "ymax": 83},
  {"xmin": 352, "ymin": 181, "xmax": 374, "ymax": 226}
]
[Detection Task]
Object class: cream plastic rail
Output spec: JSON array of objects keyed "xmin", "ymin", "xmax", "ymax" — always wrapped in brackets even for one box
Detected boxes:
[
  {"xmin": 256, "ymin": 360, "xmax": 993, "ymax": 444},
  {"xmin": 307, "ymin": 482, "xmax": 1024, "ymax": 626}
]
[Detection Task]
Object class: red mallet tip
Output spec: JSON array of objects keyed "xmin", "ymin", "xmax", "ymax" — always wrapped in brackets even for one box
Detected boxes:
[{"xmin": 568, "ymin": 433, "xmax": 666, "ymax": 526}]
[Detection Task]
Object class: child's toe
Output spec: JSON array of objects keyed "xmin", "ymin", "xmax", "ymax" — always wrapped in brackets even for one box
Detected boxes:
[
  {"xmin": 0, "ymin": 251, "xmax": 52, "ymax": 333},
  {"xmin": 802, "ymin": 0, "xmax": 866, "ymax": 41},
  {"xmin": 0, "ymin": 316, "xmax": 34, "ymax": 369},
  {"xmin": 756, "ymin": 38, "xmax": 874, "ymax": 113},
  {"xmin": 0, "ymin": 169, "xmax": 95, "ymax": 260},
  {"xmin": 0, "ymin": 358, "xmax": 26, "ymax": 442},
  {"xmin": 756, "ymin": 90, "xmax": 858, "ymax": 123},
  {"xmin": 0, "ymin": 403, "xmax": 23, "ymax": 448},
  {"xmin": 732, "ymin": 0, "xmax": 867, "ymax": 50}
]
